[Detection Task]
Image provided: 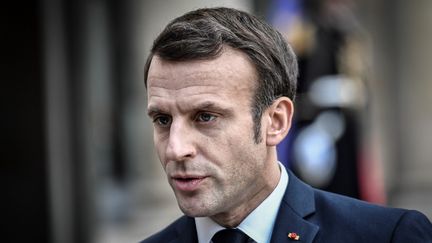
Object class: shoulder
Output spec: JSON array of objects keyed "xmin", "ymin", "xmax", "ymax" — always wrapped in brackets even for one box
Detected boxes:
[
  {"xmin": 283, "ymin": 169, "xmax": 432, "ymax": 241},
  {"xmin": 391, "ymin": 209, "xmax": 432, "ymax": 241},
  {"xmin": 311, "ymin": 189, "xmax": 432, "ymax": 242},
  {"xmin": 139, "ymin": 216, "xmax": 194, "ymax": 243},
  {"xmin": 313, "ymin": 188, "xmax": 405, "ymax": 220}
]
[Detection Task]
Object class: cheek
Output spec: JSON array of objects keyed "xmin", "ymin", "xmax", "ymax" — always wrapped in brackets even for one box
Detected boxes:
[
  {"xmin": 153, "ymin": 133, "xmax": 168, "ymax": 168},
  {"xmin": 217, "ymin": 134, "xmax": 255, "ymax": 168},
  {"xmin": 226, "ymin": 124, "xmax": 266, "ymax": 167}
]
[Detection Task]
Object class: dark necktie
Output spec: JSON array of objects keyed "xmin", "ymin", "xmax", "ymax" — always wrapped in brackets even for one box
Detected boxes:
[{"xmin": 211, "ymin": 229, "xmax": 251, "ymax": 243}]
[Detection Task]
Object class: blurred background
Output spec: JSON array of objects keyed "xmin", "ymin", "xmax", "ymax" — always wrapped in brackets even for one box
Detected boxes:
[{"xmin": 3, "ymin": 0, "xmax": 432, "ymax": 242}]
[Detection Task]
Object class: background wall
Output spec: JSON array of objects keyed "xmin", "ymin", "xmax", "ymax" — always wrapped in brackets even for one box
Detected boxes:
[{"xmin": 360, "ymin": 0, "xmax": 432, "ymax": 216}]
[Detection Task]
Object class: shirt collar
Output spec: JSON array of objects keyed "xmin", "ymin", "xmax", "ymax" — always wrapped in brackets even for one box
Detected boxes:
[{"xmin": 195, "ymin": 162, "xmax": 289, "ymax": 243}]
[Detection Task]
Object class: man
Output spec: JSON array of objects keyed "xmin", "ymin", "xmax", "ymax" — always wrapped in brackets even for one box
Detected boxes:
[{"xmin": 141, "ymin": 7, "xmax": 432, "ymax": 243}]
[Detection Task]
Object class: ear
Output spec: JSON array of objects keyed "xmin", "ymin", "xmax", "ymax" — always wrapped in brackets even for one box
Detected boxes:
[{"xmin": 265, "ymin": 97, "xmax": 294, "ymax": 146}]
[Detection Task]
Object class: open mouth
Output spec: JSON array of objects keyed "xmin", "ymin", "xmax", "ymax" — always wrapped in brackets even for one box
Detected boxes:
[{"xmin": 172, "ymin": 176, "xmax": 206, "ymax": 192}]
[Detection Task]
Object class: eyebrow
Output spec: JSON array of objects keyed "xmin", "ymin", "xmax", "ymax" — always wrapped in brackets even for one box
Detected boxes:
[
  {"xmin": 147, "ymin": 107, "xmax": 166, "ymax": 118},
  {"xmin": 193, "ymin": 101, "xmax": 225, "ymax": 111},
  {"xmin": 147, "ymin": 101, "xmax": 233, "ymax": 117}
]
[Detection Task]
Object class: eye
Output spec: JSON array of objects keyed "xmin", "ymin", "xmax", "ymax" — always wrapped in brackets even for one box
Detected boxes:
[
  {"xmin": 196, "ymin": 112, "xmax": 217, "ymax": 123},
  {"xmin": 153, "ymin": 115, "xmax": 172, "ymax": 127}
]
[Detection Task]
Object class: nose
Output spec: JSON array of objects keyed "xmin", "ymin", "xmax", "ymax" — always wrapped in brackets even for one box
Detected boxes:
[{"xmin": 165, "ymin": 120, "xmax": 197, "ymax": 162}]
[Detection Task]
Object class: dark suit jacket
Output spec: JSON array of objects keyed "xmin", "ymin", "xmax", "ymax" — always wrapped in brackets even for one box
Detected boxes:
[{"xmin": 141, "ymin": 170, "xmax": 432, "ymax": 242}]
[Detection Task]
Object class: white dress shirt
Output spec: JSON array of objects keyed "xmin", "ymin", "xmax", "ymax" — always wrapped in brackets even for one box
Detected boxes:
[{"xmin": 195, "ymin": 162, "xmax": 289, "ymax": 243}]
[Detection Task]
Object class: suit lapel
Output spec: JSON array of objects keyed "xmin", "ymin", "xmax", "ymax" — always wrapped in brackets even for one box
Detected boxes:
[
  {"xmin": 270, "ymin": 169, "xmax": 319, "ymax": 243},
  {"xmin": 172, "ymin": 216, "xmax": 198, "ymax": 243}
]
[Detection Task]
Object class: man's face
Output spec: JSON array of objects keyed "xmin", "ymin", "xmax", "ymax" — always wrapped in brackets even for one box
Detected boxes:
[{"xmin": 146, "ymin": 47, "xmax": 274, "ymax": 220}]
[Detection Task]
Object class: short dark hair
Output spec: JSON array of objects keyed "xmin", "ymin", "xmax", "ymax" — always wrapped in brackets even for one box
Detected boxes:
[{"xmin": 144, "ymin": 7, "xmax": 298, "ymax": 143}]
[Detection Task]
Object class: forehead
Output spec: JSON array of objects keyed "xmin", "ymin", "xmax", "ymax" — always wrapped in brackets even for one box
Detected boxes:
[{"xmin": 146, "ymin": 47, "xmax": 257, "ymax": 99}]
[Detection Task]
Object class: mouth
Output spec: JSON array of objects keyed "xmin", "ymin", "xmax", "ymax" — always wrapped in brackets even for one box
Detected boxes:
[{"xmin": 171, "ymin": 175, "xmax": 208, "ymax": 192}]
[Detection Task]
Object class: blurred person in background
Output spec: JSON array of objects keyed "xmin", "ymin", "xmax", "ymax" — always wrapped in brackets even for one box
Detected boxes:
[
  {"xmin": 271, "ymin": 0, "xmax": 382, "ymax": 202},
  {"xmin": 141, "ymin": 7, "xmax": 432, "ymax": 243}
]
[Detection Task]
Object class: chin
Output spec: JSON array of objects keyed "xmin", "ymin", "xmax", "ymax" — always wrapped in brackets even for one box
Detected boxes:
[{"xmin": 177, "ymin": 202, "xmax": 215, "ymax": 218}]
